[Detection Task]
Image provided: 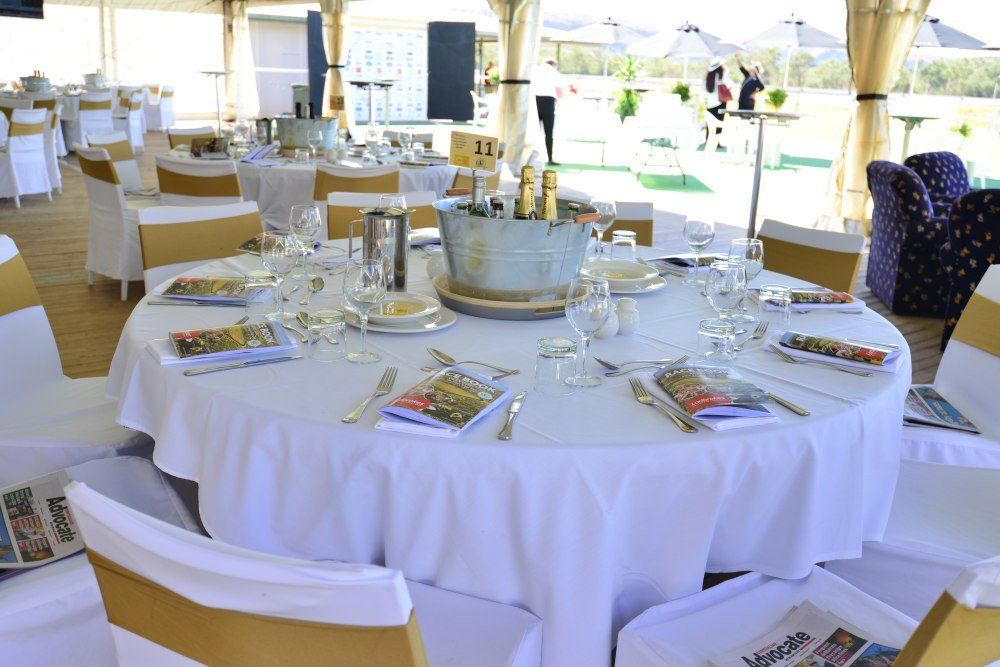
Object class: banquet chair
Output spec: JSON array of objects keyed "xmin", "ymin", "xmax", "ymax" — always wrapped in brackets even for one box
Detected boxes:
[
  {"xmin": 24, "ymin": 91, "xmax": 66, "ymax": 156},
  {"xmin": 145, "ymin": 85, "xmax": 175, "ymax": 132},
  {"xmin": 76, "ymin": 143, "xmax": 155, "ymax": 299},
  {"xmin": 313, "ymin": 162, "xmax": 400, "ymax": 226},
  {"xmin": 112, "ymin": 90, "xmax": 145, "ymax": 153},
  {"xmin": 166, "ymin": 125, "xmax": 215, "ymax": 150},
  {"xmin": 327, "ymin": 191, "xmax": 436, "ymax": 240},
  {"xmin": 0, "ymin": 108, "xmax": 52, "ymax": 208},
  {"xmin": 939, "ymin": 190, "xmax": 999, "ymax": 348},
  {"xmin": 63, "ymin": 91, "xmax": 114, "ymax": 149},
  {"xmin": 138, "ymin": 202, "xmax": 263, "ymax": 292},
  {"xmin": 904, "ymin": 151, "xmax": 970, "ymax": 217},
  {"xmin": 0, "ymin": 457, "xmax": 198, "ymax": 665},
  {"xmin": 608, "ymin": 201, "xmax": 654, "ymax": 247},
  {"xmin": 866, "ymin": 160, "xmax": 949, "ymax": 316},
  {"xmin": 66, "ymin": 481, "xmax": 543, "ymax": 667},
  {"xmin": 757, "ymin": 219, "xmax": 866, "ymax": 293},
  {"xmin": 87, "ymin": 131, "xmax": 146, "ymax": 194},
  {"xmin": 0, "ymin": 96, "xmax": 32, "ymax": 122},
  {"xmin": 452, "ymin": 164, "xmax": 502, "ymax": 191},
  {"xmin": 43, "ymin": 103, "xmax": 63, "ymax": 195},
  {"xmin": 0, "ymin": 235, "xmax": 152, "ymax": 484},
  {"xmin": 385, "ymin": 130, "xmax": 434, "ymax": 150},
  {"xmin": 155, "ymin": 154, "xmax": 243, "ymax": 207}
]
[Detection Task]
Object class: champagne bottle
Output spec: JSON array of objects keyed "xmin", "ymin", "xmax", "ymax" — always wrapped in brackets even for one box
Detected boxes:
[
  {"xmin": 468, "ymin": 174, "xmax": 492, "ymax": 218},
  {"xmin": 540, "ymin": 169, "xmax": 558, "ymax": 220},
  {"xmin": 515, "ymin": 166, "xmax": 537, "ymax": 219}
]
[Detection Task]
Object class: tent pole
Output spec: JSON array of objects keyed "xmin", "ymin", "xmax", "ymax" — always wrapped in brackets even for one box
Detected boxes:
[
  {"xmin": 908, "ymin": 47, "xmax": 920, "ymax": 95},
  {"xmin": 783, "ymin": 46, "xmax": 791, "ymax": 89},
  {"xmin": 682, "ymin": 56, "xmax": 688, "ymax": 81}
]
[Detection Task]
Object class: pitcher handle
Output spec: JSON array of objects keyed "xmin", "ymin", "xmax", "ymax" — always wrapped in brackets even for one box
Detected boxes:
[{"xmin": 347, "ymin": 219, "xmax": 362, "ymax": 260}]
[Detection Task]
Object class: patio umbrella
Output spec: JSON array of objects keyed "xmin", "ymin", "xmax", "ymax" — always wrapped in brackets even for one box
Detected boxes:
[
  {"xmin": 627, "ymin": 23, "xmax": 742, "ymax": 79},
  {"xmin": 744, "ymin": 15, "xmax": 844, "ymax": 88},
  {"xmin": 563, "ymin": 17, "xmax": 646, "ymax": 76},
  {"xmin": 908, "ymin": 16, "xmax": 986, "ymax": 94}
]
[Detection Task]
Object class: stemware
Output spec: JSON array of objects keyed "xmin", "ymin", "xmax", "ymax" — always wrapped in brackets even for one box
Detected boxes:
[
  {"xmin": 364, "ymin": 124, "xmax": 381, "ymax": 162},
  {"xmin": 259, "ymin": 232, "xmax": 298, "ymax": 321},
  {"xmin": 564, "ymin": 276, "xmax": 612, "ymax": 387},
  {"xmin": 307, "ymin": 128, "xmax": 324, "ymax": 160},
  {"xmin": 379, "ymin": 193, "xmax": 407, "ymax": 211},
  {"xmin": 704, "ymin": 261, "xmax": 747, "ymax": 324},
  {"xmin": 590, "ymin": 200, "xmax": 616, "ymax": 260},
  {"xmin": 398, "ymin": 129, "xmax": 413, "ymax": 151},
  {"xmin": 682, "ymin": 219, "xmax": 716, "ymax": 288},
  {"xmin": 727, "ymin": 238, "xmax": 764, "ymax": 323},
  {"xmin": 343, "ymin": 259, "xmax": 388, "ymax": 364},
  {"xmin": 289, "ymin": 204, "xmax": 322, "ymax": 279}
]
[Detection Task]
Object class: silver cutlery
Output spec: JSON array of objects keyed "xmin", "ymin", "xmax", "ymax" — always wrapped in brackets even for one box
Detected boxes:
[
  {"xmin": 733, "ymin": 321, "xmax": 769, "ymax": 352},
  {"xmin": 234, "ymin": 315, "xmax": 249, "ymax": 326},
  {"xmin": 282, "ymin": 284, "xmax": 302, "ymax": 301},
  {"xmin": 419, "ymin": 366, "xmax": 512, "ymax": 380},
  {"xmin": 427, "ymin": 348, "xmax": 519, "ymax": 376},
  {"xmin": 629, "ymin": 377, "xmax": 698, "ymax": 433},
  {"xmin": 342, "ymin": 366, "xmax": 398, "ymax": 423},
  {"xmin": 295, "ymin": 311, "xmax": 339, "ymax": 345},
  {"xmin": 595, "ymin": 357, "xmax": 679, "ymax": 370},
  {"xmin": 846, "ymin": 338, "xmax": 900, "ymax": 350},
  {"xmin": 299, "ymin": 276, "xmax": 325, "ymax": 306},
  {"xmin": 763, "ymin": 390, "xmax": 811, "ymax": 416},
  {"xmin": 768, "ymin": 344, "xmax": 873, "ymax": 377},
  {"xmin": 182, "ymin": 355, "xmax": 303, "ymax": 376},
  {"xmin": 605, "ymin": 355, "xmax": 689, "ymax": 377},
  {"xmin": 279, "ymin": 321, "xmax": 308, "ymax": 343},
  {"xmin": 148, "ymin": 299, "xmax": 244, "ymax": 308},
  {"xmin": 497, "ymin": 391, "xmax": 526, "ymax": 440}
]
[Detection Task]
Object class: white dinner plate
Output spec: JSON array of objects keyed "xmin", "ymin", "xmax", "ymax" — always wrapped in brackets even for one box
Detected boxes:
[
  {"xmin": 611, "ymin": 275, "xmax": 667, "ymax": 295},
  {"xmin": 347, "ymin": 306, "xmax": 457, "ymax": 333},
  {"xmin": 580, "ymin": 261, "xmax": 659, "ymax": 289},
  {"xmin": 368, "ymin": 293, "xmax": 441, "ymax": 324}
]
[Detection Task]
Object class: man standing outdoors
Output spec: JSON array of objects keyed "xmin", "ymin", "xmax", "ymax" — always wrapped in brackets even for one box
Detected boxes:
[{"xmin": 533, "ymin": 58, "xmax": 565, "ymax": 166}]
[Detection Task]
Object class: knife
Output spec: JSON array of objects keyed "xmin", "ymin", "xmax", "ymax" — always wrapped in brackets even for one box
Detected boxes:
[
  {"xmin": 763, "ymin": 391, "xmax": 811, "ymax": 416},
  {"xmin": 497, "ymin": 391, "xmax": 527, "ymax": 441},
  {"xmin": 148, "ymin": 299, "xmax": 245, "ymax": 308},
  {"xmin": 183, "ymin": 355, "xmax": 304, "ymax": 376}
]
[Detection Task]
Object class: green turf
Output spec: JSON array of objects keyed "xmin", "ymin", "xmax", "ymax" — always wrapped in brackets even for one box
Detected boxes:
[
  {"xmin": 636, "ymin": 173, "xmax": 713, "ymax": 193},
  {"xmin": 548, "ymin": 163, "xmax": 630, "ymax": 173}
]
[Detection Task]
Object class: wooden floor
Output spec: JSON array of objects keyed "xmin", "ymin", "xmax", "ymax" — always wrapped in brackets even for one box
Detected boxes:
[{"xmin": 0, "ymin": 131, "xmax": 942, "ymax": 383}]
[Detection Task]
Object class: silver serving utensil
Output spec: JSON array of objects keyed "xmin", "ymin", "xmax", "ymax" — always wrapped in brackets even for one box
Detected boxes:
[
  {"xmin": 427, "ymin": 348, "xmax": 519, "ymax": 376},
  {"xmin": 282, "ymin": 284, "xmax": 302, "ymax": 301},
  {"xmin": 763, "ymin": 390, "xmax": 811, "ymax": 416},
  {"xmin": 605, "ymin": 355, "xmax": 690, "ymax": 377},
  {"xmin": 296, "ymin": 311, "xmax": 337, "ymax": 345},
  {"xmin": 342, "ymin": 366, "xmax": 397, "ymax": 423},
  {"xmin": 595, "ymin": 357, "xmax": 678, "ymax": 370},
  {"xmin": 182, "ymin": 355, "xmax": 303, "ymax": 376},
  {"xmin": 279, "ymin": 321, "xmax": 308, "ymax": 343},
  {"xmin": 768, "ymin": 344, "xmax": 873, "ymax": 377},
  {"xmin": 299, "ymin": 276, "xmax": 325, "ymax": 306},
  {"xmin": 734, "ymin": 321, "xmax": 769, "ymax": 352},
  {"xmin": 629, "ymin": 377, "xmax": 697, "ymax": 433},
  {"xmin": 497, "ymin": 391, "xmax": 526, "ymax": 440},
  {"xmin": 234, "ymin": 315, "xmax": 249, "ymax": 326}
]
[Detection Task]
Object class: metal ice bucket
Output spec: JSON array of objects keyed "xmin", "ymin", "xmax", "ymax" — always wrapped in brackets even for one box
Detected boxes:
[
  {"xmin": 433, "ymin": 197, "xmax": 596, "ymax": 302},
  {"xmin": 348, "ymin": 207, "xmax": 411, "ymax": 292}
]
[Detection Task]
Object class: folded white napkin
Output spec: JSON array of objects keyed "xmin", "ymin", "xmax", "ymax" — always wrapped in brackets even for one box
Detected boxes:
[
  {"xmin": 374, "ymin": 414, "xmax": 460, "ymax": 438},
  {"xmin": 768, "ymin": 336, "xmax": 900, "ymax": 374}
]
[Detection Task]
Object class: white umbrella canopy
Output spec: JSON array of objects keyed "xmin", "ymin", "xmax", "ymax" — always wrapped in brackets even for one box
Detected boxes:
[
  {"xmin": 908, "ymin": 15, "xmax": 988, "ymax": 94},
  {"xmin": 744, "ymin": 15, "xmax": 844, "ymax": 88},
  {"xmin": 627, "ymin": 22, "xmax": 742, "ymax": 79},
  {"xmin": 562, "ymin": 17, "xmax": 646, "ymax": 46}
]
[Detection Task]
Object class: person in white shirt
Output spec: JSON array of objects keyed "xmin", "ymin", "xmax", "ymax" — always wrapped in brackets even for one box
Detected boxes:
[{"xmin": 533, "ymin": 58, "xmax": 565, "ymax": 165}]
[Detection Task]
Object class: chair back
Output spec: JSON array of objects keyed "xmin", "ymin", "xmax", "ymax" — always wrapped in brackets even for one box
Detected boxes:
[
  {"xmin": 143, "ymin": 85, "xmax": 161, "ymax": 104},
  {"xmin": 941, "ymin": 190, "xmax": 1000, "ymax": 346},
  {"xmin": 452, "ymin": 164, "xmax": 501, "ymax": 191},
  {"xmin": 326, "ymin": 191, "xmax": 436, "ymax": 240},
  {"xmin": 65, "ymin": 482, "xmax": 429, "ymax": 666},
  {"xmin": 138, "ymin": 202, "xmax": 262, "ymax": 291},
  {"xmin": 87, "ymin": 131, "xmax": 143, "ymax": 194},
  {"xmin": 757, "ymin": 219, "xmax": 866, "ymax": 292},
  {"xmin": 74, "ymin": 143, "xmax": 127, "ymax": 215},
  {"xmin": 78, "ymin": 92, "xmax": 114, "ymax": 142},
  {"xmin": 0, "ymin": 96, "xmax": 32, "ymax": 121},
  {"xmin": 166, "ymin": 125, "xmax": 215, "ymax": 150},
  {"xmin": 155, "ymin": 155, "xmax": 243, "ymax": 207},
  {"xmin": 24, "ymin": 91, "xmax": 56, "ymax": 111},
  {"xmin": 8, "ymin": 108, "xmax": 48, "ymax": 157},
  {"xmin": 610, "ymin": 201, "xmax": 654, "ymax": 247},
  {"xmin": 384, "ymin": 130, "xmax": 434, "ymax": 150},
  {"xmin": 0, "ymin": 235, "xmax": 63, "ymax": 394},
  {"xmin": 904, "ymin": 151, "xmax": 969, "ymax": 204},
  {"xmin": 313, "ymin": 163, "xmax": 400, "ymax": 203}
]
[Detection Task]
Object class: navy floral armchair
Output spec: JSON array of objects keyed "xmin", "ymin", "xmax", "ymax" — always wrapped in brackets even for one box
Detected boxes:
[
  {"xmin": 940, "ymin": 189, "xmax": 999, "ymax": 348},
  {"xmin": 904, "ymin": 151, "xmax": 969, "ymax": 217},
  {"xmin": 866, "ymin": 161, "xmax": 950, "ymax": 317}
]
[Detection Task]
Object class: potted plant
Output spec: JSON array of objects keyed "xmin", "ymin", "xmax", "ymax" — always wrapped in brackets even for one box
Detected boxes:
[
  {"xmin": 951, "ymin": 121, "xmax": 972, "ymax": 156},
  {"xmin": 765, "ymin": 88, "xmax": 787, "ymax": 110},
  {"xmin": 614, "ymin": 55, "xmax": 643, "ymax": 120},
  {"xmin": 671, "ymin": 81, "xmax": 691, "ymax": 104}
]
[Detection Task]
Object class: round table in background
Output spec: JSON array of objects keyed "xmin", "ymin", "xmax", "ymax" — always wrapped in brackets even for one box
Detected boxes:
[{"xmin": 891, "ymin": 114, "xmax": 939, "ymax": 162}]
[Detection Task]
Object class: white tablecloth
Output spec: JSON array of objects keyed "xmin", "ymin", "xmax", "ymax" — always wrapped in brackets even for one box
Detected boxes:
[{"xmin": 106, "ymin": 249, "xmax": 911, "ymax": 667}]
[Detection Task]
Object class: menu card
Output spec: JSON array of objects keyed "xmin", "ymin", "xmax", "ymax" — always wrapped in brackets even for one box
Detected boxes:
[
  {"xmin": 777, "ymin": 331, "xmax": 901, "ymax": 374},
  {"xmin": 146, "ymin": 320, "xmax": 295, "ymax": 365},
  {"xmin": 161, "ymin": 276, "xmax": 249, "ymax": 303},
  {"xmin": 788, "ymin": 289, "xmax": 864, "ymax": 312},
  {"xmin": 654, "ymin": 365, "xmax": 778, "ymax": 431}
]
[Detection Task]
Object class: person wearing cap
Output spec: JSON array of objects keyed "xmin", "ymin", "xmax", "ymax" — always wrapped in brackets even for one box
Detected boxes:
[
  {"xmin": 533, "ymin": 58, "xmax": 566, "ymax": 165},
  {"xmin": 736, "ymin": 55, "xmax": 765, "ymax": 111}
]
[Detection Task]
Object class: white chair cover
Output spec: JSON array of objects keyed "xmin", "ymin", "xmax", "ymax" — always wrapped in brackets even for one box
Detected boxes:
[
  {"xmin": 145, "ymin": 85, "xmax": 175, "ymax": 132},
  {"xmin": 326, "ymin": 190, "xmax": 436, "ymax": 240},
  {"xmin": 112, "ymin": 90, "xmax": 144, "ymax": 153},
  {"xmin": 43, "ymin": 104, "xmax": 63, "ymax": 194},
  {"xmin": 0, "ymin": 457, "xmax": 197, "ymax": 665},
  {"xmin": 24, "ymin": 90, "xmax": 66, "ymax": 156},
  {"xmin": 313, "ymin": 162, "xmax": 400, "ymax": 226},
  {"xmin": 166, "ymin": 125, "xmax": 215, "ymax": 149},
  {"xmin": 0, "ymin": 108, "xmax": 52, "ymax": 204},
  {"xmin": 86, "ymin": 131, "xmax": 144, "ymax": 194},
  {"xmin": 155, "ymin": 154, "xmax": 243, "ymax": 207},
  {"xmin": 63, "ymin": 91, "xmax": 114, "ymax": 149}
]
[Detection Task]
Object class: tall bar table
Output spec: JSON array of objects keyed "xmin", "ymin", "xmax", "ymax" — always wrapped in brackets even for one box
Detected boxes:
[
  {"xmin": 891, "ymin": 113, "xmax": 938, "ymax": 162},
  {"xmin": 349, "ymin": 79, "xmax": 395, "ymax": 126}
]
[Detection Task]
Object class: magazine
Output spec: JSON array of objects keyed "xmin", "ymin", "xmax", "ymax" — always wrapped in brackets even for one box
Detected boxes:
[
  {"xmin": 779, "ymin": 331, "xmax": 901, "ymax": 372},
  {"xmin": 190, "ymin": 137, "xmax": 230, "ymax": 159},
  {"xmin": 0, "ymin": 471, "xmax": 82, "ymax": 573},
  {"xmin": 646, "ymin": 252, "xmax": 728, "ymax": 275},
  {"xmin": 376, "ymin": 368, "xmax": 511, "ymax": 438},
  {"xmin": 145, "ymin": 320, "xmax": 295, "ymax": 365},
  {"xmin": 904, "ymin": 385, "xmax": 980, "ymax": 433},
  {"xmin": 654, "ymin": 365, "xmax": 778, "ymax": 431},
  {"xmin": 788, "ymin": 289, "xmax": 864, "ymax": 312},
  {"xmin": 160, "ymin": 276, "xmax": 251, "ymax": 303},
  {"xmin": 709, "ymin": 601, "xmax": 901, "ymax": 667}
]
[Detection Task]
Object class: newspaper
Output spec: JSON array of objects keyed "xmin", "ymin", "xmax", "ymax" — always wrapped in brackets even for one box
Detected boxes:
[
  {"xmin": 709, "ymin": 601, "xmax": 901, "ymax": 667},
  {"xmin": 0, "ymin": 471, "xmax": 82, "ymax": 573},
  {"xmin": 654, "ymin": 365, "xmax": 778, "ymax": 431},
  {"xmin": 904, "ymin": 385, "xmax": 980, "ymax": 433}
]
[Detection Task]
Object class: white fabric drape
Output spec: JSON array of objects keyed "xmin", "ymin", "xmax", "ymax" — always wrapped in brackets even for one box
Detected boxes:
[
  {"xmin": 223, "ymin": 0, "xmax": 260, "ymax": 121},
  {"xmin": 319, "ymin": 0, "xmax": 353, "ymax": 132}
]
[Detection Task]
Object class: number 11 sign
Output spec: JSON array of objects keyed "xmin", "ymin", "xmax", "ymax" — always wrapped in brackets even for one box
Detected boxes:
[{"xmin": 449, "ymin": 130, "xmax": 499, "ymax": 172}]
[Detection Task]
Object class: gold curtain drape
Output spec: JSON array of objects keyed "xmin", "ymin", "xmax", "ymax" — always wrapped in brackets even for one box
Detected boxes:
[
  {"xmin": 827, "ymin": 0, "xmax": 929, "ymax": 230},
  {"xmin": 488, "ymin": 0, "xmax": 542, "ymax": 173},
  {"xmin": 320, "ymin": 0, "xmax": 353, "ymax": 132},
  {"xmin": 223, "ymin": 0, "xmax": 260, "ymax": 121}
]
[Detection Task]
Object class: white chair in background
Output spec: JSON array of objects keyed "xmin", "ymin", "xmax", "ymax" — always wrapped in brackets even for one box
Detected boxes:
[
  {"xmin": 757, "ymin": 218, "xmax": 867, "ymax": 293},
  {"xmin": 138, "ymin": 202, "xmax": 262, "ymax": 293},
  {"xmin": 66, "ymin": 481, "xmax": 543, "ymax": 666},
  {"xmin": 0, "ymin": 108, "xmax": 52, "ymax": 207},
  {"xmin": 470, "ymin": 90, "xmax": 492, "ymax": 126},
  {"xmin": 145, "ymin": 85, "xmax": 174, "ymax": 132},
  {"xmin": 87, "ymin": 131, "xmax": 146, "ymax": 194},
  {"xmin": 384, "ymin": 129, "xmax": 434, "ymax": 149},
  {"xmin": 112, "ymin": 90, "xmax": 144, "ymax": 153},
  {"xmin": 155, "ymin": 155, "xmax": 243, "ymax": 207},
  {"xmin": 327, "ymin": 191, "xmax": 435, "ymax": 240},
  {"xmin": 610, "ymin": 201, "xmax": 655, "ymax": 247},
  {"xmin": 313, "ymin": 162, "xmax": 400, "ymax": 228},
  {"xmin": 166, "ymin": 124, "xmax": 215, "ymax": 150},
  {"xmin": 24, "ymin": 90, "xmax": 66, "ymax": 156},
  {"xmin": 0, "ymin": 235, "xmax": 153, "ymax": 485},
  {"xmin": 0, "ymin": 96, "xmax": 33, "ymax": 124},
  {"xmin": 43, "ymin": 103, "xmax": 63, "ymax": 195},
  {"xmin": 0, "ymin": 457, "xmax": 198, "ymax": 665},
  {"xmin": 63, "ymin": 91, "xmax": 114, "ymax": 149}
]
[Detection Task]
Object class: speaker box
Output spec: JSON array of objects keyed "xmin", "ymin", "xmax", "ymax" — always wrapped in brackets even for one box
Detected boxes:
[
  {"xmin": 306, "ymin": 10, "xmax": 327, "ymax": 115},
  {"xmin": 427, "ymin": 21, "xmax": 475, "ymax": 122}
]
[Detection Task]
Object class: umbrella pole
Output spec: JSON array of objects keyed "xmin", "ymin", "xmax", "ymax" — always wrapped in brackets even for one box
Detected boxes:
[
  {"xmin": 908, "ymin": 48, "xmax": 921, "ymax": 95},
  {"xmin": 683, "ymin": 57, "xmax": 688, "ymax": 81},
  {"xmin": 783, "ymin": 46, "xmax": 792, "ymax": 89}
]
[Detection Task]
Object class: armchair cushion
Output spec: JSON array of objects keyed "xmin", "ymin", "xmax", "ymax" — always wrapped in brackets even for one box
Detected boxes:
[{"xmin": 905, "ymin": 151, "xmax": 969, "ymax": 217}]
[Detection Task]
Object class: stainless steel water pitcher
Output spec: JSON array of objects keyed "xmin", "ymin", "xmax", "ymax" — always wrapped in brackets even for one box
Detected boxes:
[
  {"xmin": 348, "ymin": 207, "xmax": 411, "ymax": 292},
  {"xmin": 254, "ymin": 118, "xmax": 273, "ymax": 145}
]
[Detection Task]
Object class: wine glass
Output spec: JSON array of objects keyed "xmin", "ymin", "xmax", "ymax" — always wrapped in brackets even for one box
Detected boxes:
[
  {"xmin": 307, "ymin": 127, "xmax": 324, "ymax": 160},
  {"xmin": 259, "ymin": 232, "xmax": 298, "ymax": 321},
  {"xmin": 565, "ymin": 276, "xmax": 612, "ymax": 388},
  {"xmin": 343, "ymin": 259, "xmax": 387, "ymax": 364},
  {"xmin": 704, "ymin": 261, "xmax": 747, "ymax": 325},
  {"xmin": 727, "ymin": 238, "xmax": 764, "ymax": 323},
  {"xmin": 682, "ymin": 219, "xmax": 716, "ymax": 288},
  {"xmin": 590, "ymin": 200, "xmax": 616, "ymax": 261},
  {"xmin": 364, "ymin": 124, "xmax": 380, "ymax": 162},
  {"xmin": 398, "ymin": 129, "xmax": 413, "ymax": 151},
  {"xmin": 289, "ymin": 204, "xmax": 322, "ymax": 278}
]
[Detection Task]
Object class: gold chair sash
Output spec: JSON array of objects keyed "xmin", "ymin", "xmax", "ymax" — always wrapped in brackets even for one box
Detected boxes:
[
  {"xmin": 140, "ymin": 212, "xmax": 262, "ymax": 270},
  {"xmin": 128, "ymin": 100, "xmax": 142, "ymax": 111},
  {"xmin": 156, "ymin": 167, "xmax": 242, "ymax": 198},
  {"xmin": 32, "ymin": 98, "xmax": 56, "ymax": 110},
  {"xmin": 167, "ymin": 131, "xmax": 214, "ymax": 149},
  {"xmin": 91, "ymin": 139, "xmax": 135, "ymax": 162},
  {"xmin": 313, "ymin": 170, "xmax": 400, "ymax": 201},
  {"xmin": 148, "ymin": 85, "xmax": 160, "ymax": 95},
  {"xmin": 80, "ymin": 99, "xmax": 113, "ymax": 111},
  {"xmin": 161, "ymin": 90, "xmax": 174, "ymax": 98},
  {"xmin": 86, "ymin": 550, "xmax": 428, "ymax": 667},
  {"xmin": 410, "ymin": 205, "xmax": 437, "ymax": 231},
  {"xmin": 895, "ymin": 591, "xmax": 1000, "ymax": 666},
  {"xmin": 594, "ymin": 219, "xmax": 653, "ymax": 247},
  {"xmin": 78, "ymin": 155, "xmax": 120, "ymax": 185},
  {"xmin": 951, "ymin": 292, "xmax": 1000, "ymax": 357},
  {"xmin": 451, "ymin": 171, "xmax": 500, "ymax": 191},
  {"xmin": 50, "ymin": 111, "xmax": 61, "ymax": 129},
  {"xmin": 0, "ymin": 252, "xmax": 42, "ymax": 318},
  {"xmin": 758, "ymin": 235, "xmax": 862, "ymax": 293},
  {"xmin": 0, "ymin": 106, "xmax": 14, "ymax": 121},
  {"xmin": 9, "ymin": 121, "xmax": 45, "ymax": 137}
]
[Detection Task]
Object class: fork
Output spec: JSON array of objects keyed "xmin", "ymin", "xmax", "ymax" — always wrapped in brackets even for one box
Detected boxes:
[
  {"xmin": 768, "ymin": 344, "xmax": 873, "ymax": 377},
  {"xmin": 629, "ymin": 377, "xmax": 698, "ymax": 433},
  {"xmin": 605, "ymin": 355, "xmax": 690, "ymax": 377},
  {"xmin": 733, "ymin": 321, "xmax": 769, "ymax": 352},
  {"xmin": 342, "ymin": 366, "xmax": 398, "ymax": 423}
]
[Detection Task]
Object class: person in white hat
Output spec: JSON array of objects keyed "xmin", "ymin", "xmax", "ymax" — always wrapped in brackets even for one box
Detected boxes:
[{"xmin": 704, "ymin": 57, "xmax": 734, "ymax": 129}]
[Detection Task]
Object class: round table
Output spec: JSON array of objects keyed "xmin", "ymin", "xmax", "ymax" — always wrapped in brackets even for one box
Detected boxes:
[{"xmin": 107, "ymin": 248, "xmax": 911, "ymax": 667}]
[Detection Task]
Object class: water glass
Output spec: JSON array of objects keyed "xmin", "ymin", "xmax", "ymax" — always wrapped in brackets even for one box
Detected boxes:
[
  {"xmin": 565, "ymin": 276, "xmax": 612, "ymax": 387},
  {"xmin": 728, "ymin": 238, "xmax": 764, "ymax": 322},
  {"xmin": 307, "ymin": 128, "xmax": 324, "ymax": 159},
  {"xmin": 610, "ymin": 230, "xmax": 637, "ymax": 262},
  {"xmin": 590, "ymin": 199, "xmax": 616, "ymax": 260},
  {"xmin": 243, "ymin": 270, "xmax": 277, "ymax": 320},
  {"xmin": 534, "ymin": 337, "xmax": 578, "ymax": 396},
  {"xmin": 308, "ymin": 309, "xmax": 347, "ymax": 362},
  {"xmin": 294, "ymin": 148, "xmax": 311, "ymax": 164},
  {"xmin": 379, "ymin": 194, "xmax": 407, "ymax": 211},
  {"xmin": 758, "ymin": 284, "xmax": 791, "ymax": 332},
  {"xmin": 398, "ymin": 129, "xmax": 413, "ymax": 151},
  {"xmin": 704, "ymin": 261, "xmax": 747, "ymax": 323},
  {"xmin": 697, "ymin": 318, "xmax": 737, "ymax": 363},
  {"xmin": 682, "ymin": 219, "xmax": 716, "ymax": 288},
  {"xmin": 412, "ymin": 141, "xmax": 425, "ymax": 157},
  {"xmin": 289, "ymin": 204, "xmax": 322, "ymax": 278},
  {"xmin": 343, "ymin": 259, "xmax": 387, "ymax": 364},
  {"xmin": 259, "ymin": 232, "xmax": 298, "ymax": 320}
]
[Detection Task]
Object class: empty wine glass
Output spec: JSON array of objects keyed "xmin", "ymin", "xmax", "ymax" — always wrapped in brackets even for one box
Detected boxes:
[
  {"xmin": 590, "ymin": 200, "xmax": 616, "ymax": 260},
  {"xmin": 289, "ymin": 204, "xmax": 322, "ymax": 278},
  {"xmin": 259, "ymin": 232, "xmax": 298, "ymax": 321},
  {"xmin": 398, "ymin": 129, "xmax": 413, "ymax": 151},
  {"xmin": 727, "ymin": 238, "xmax": 764, "ymax": 323},
  {"xmin": 565, "ymin": 276, "xmax": 612, "ymax": 388},
  {"xmin": 704, "ymin": 261, "xmax": 747, "ymax": 325},
  {"xmin": 307, "ymin": 127, "xmax": 324, "ymax": 160},
  {"xmin": 343, "ymin": 259, "xmax": 387, "ymax": 364},
  {"xmin": 364, "ymin": 124, "xmax": 380, "ymax": 161},
  {"xmin": 682, "ymin": 219, "xmax": 716, "ymax": 288}
]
